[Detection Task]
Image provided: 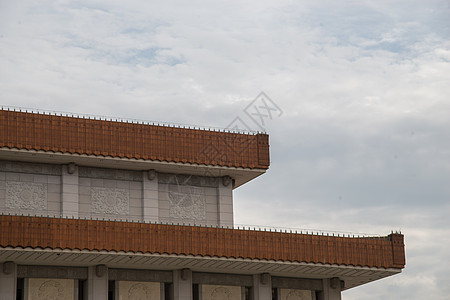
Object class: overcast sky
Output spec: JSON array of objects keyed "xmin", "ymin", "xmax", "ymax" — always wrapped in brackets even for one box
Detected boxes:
[{"xmin": 1, "ymin": 0, "xmax": 449, "ymax": 299}]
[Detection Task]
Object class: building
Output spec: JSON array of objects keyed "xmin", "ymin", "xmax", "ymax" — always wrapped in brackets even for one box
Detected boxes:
[{"xmin": 0, "ymin": 108, "xmax": 405, "ymax": 300}]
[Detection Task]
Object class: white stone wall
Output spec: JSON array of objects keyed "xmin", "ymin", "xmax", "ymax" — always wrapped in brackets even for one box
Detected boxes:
[
  {"xmin": 78, "ymin": 177, "xmax": 142, "ymax": 221},
  {"xmin": 280, "ymin": 289, "xmax": 313, "ymax": 300},
  {"xmin": 0, "ymin": 161, "xmax": 61, "ymax": 216},
  {"xmin": 118, "ymin": 281, "xmax": 160, "ymax": 300},
  {"xmin": 201, "ymin": 284, "xmax": 242, "ymax": 300},
  {"xmin": 0, "ymin": 160, "xmax": 234, "ymax": 226},
  {"xmin": 158, "ymin": 174, "xmax": 222, "ymax": 226},
  {"xmin": 27, "ymin": 278, "xmax": 74, "ymax": 300},
  {"xmin": 159, "ymin": 184, "xmax": 216, "ymax": 225},
  {"xmin": 78, "ymin": 166, "xmax": 142, "ymax": 221}
]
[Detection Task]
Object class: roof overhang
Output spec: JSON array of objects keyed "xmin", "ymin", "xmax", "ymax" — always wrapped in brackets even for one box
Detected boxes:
[
  {"xmin": 0, "ymin": 147, "xmax": 266, "ymax": 188},
  {"xmin": 0, "ymin": 247, "xmax": 401, "ymax": 291}
]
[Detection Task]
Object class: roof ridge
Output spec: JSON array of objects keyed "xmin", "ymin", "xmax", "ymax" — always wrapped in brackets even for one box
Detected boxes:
[{"xmin": 0, "ymin": 105, "xmax": 264, "ymax": 135}]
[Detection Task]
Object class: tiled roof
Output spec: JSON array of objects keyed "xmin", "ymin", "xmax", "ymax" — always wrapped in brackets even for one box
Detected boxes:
[
  {"xmin": 0, "ymin": 215, "xmax": 405, "ymax": 269},
  {"xmin": 0, "ymin": 109, "xmax": 270, "ymax": 169}
]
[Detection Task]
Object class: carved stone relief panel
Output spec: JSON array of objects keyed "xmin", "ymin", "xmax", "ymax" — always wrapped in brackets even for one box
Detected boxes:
[
  {"xmin": 6, "ymin": 181, "xmax": 47, "ymax": 210},
  {"xmin": 202, "ymin": 284, "xmax": 242, "ymax": 300},
  {"xmin": 118, "ymin": 281, "xmax": 160, "ymax": 300},
  {"xmin": 28, "ymin": 278, "xmax": 74, "ymax": 300},
  {"xmin": 91, "ymin": 187, "xmax": 129, "ymax": 215},
  {"xmin": 280, "ymin": 289, "xmax": 312, "ymax": 300},
  {"xmin": 168, "ymin": 184, "xmax": 206, "ymax": 221}
]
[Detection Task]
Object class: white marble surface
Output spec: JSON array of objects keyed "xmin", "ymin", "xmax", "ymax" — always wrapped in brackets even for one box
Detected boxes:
[
  {"xmin": 118, "ymin": 281, "xmax": 160, "ymax": 300},
  {"xmin": 202, "ymin": 284, "xmax": 242, "ymax": 300},
  {"xmin": 28, "ymin": 278, "xmax": 74, "ymax": 300},
  {"xmin": 280, "ymin": 289, "xmax": 313, "ymax": 300}
]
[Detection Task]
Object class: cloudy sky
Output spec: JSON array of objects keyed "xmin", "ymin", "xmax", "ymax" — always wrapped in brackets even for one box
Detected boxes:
[{"xmin": 1, "ymin": 0, "xmax": 449, "ymax": 299}]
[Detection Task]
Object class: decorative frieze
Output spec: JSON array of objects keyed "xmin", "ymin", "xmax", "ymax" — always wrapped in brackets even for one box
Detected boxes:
[
  {"xmin": 169, "ymin": 185, "xmax": 206, "ymax": 220},
  {"xmin": 109, "ymin": 269, "xmax": 172, "ymax": 282},
  {"xmin": 0, "ymin": 160, "xmax": 61, "ymax": 175},
  {"xmin": 6, "ymin": 181, "xmax": 47, "ymax": 210},
  {"xmin": 17, "ymin": 266, "xmax": 87, "ymax": 279},
  {"xmin": 91, "ymin": 187, "xmax": 129, "ymax": 214},
  {"xmin": 79, "ymin": 167, "xmax": 141, "ymax": 181}
]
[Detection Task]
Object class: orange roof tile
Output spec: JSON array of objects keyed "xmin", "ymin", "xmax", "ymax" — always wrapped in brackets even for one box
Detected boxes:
[
  {"xmin": 0, "ymin": 109, "xmax": 270, "ymax": 169},
  {"xmin": 0, "ymin": 215, "xmax": 405, "ymax": 269}
]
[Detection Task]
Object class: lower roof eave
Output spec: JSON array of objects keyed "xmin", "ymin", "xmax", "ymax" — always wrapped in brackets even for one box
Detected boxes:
[{"xmin": 0, "ymin": 247, "xmax": 401, "ymax": 290}]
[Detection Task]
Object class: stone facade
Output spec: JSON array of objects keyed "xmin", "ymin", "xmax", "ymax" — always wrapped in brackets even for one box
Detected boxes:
[
  {"xmin": 6, "ymin": 181, "xmax": 48, "ymax": 210},
  {"xmin": 0, "ymin": 111, "xmax": 404, "ymax": 300},
  {"xmin": 280, "ymin": 289, "xmax": 313, "ymax": 300},
  {"xmin": 201, "ymin": 285, "xmax": 242, "ymax": 300},
  {"xmin": 118, "ymin": 281, "xmax": 161, "ymax": 300},
  {"xmin": 1, "ymin": 264, "xmax": 334, "ymax": 300},
  {"xmin": 0, "ymin": 160, "xmax": 233, "ymax": 227},
  {"xmin": 0, "ymin": 155, "xmax": 353, "ymax": 300},
  {"xmin": 27, "ymin": 278, "xmax": 74, "ymax": 300},
  {"xmin": 0, "ymin": 161, "xmax": 61, "ymax": 216},
  {"xmin": 159, "ymin": 174, "xmax": 222, "ymax": 225}
]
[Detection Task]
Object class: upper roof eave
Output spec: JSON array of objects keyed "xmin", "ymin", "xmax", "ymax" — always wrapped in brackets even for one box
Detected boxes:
[{"xmin": 0, "ymin": 147, "xmax": 266, "ymax": 188}]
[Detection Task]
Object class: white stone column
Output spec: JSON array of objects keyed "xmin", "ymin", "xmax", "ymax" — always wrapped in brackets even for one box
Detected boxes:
[
  {"xmin": 143, "ymin": 170, "xmax": 159, "ymax": 222},
  {"xmin": 160, "ymin": 282, "xmax": 165, "ymax": 300},
  {"xmin": 320, "ymin": 278, "xmax": 342, "ymax": 300},
  {"xmin": 61, "ymin": 163, "xmax": 79, "ymax": 218},
  {"xmin": 87, "ymin": 265, "xmax": 108, "ymax": 300},
  {"xmin": 173, "ymin": 269, "xmax": 192, "ymax": 300},
  {"xmin": 218, "ymin": 176, "xmax": 233, "ymax": 227},
  {"xmin": 252, "ymin": 273, "xmax": 272, "ymax": 300},
  {"xmin": 0, "ymin": 262, "xmax": 16, "ymax": 300}
]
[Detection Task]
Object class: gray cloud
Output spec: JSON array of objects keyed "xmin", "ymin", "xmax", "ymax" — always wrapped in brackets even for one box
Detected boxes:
[{"xmin": 1, "ymin": 1, "xmax": 449, "ymax": 299}]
